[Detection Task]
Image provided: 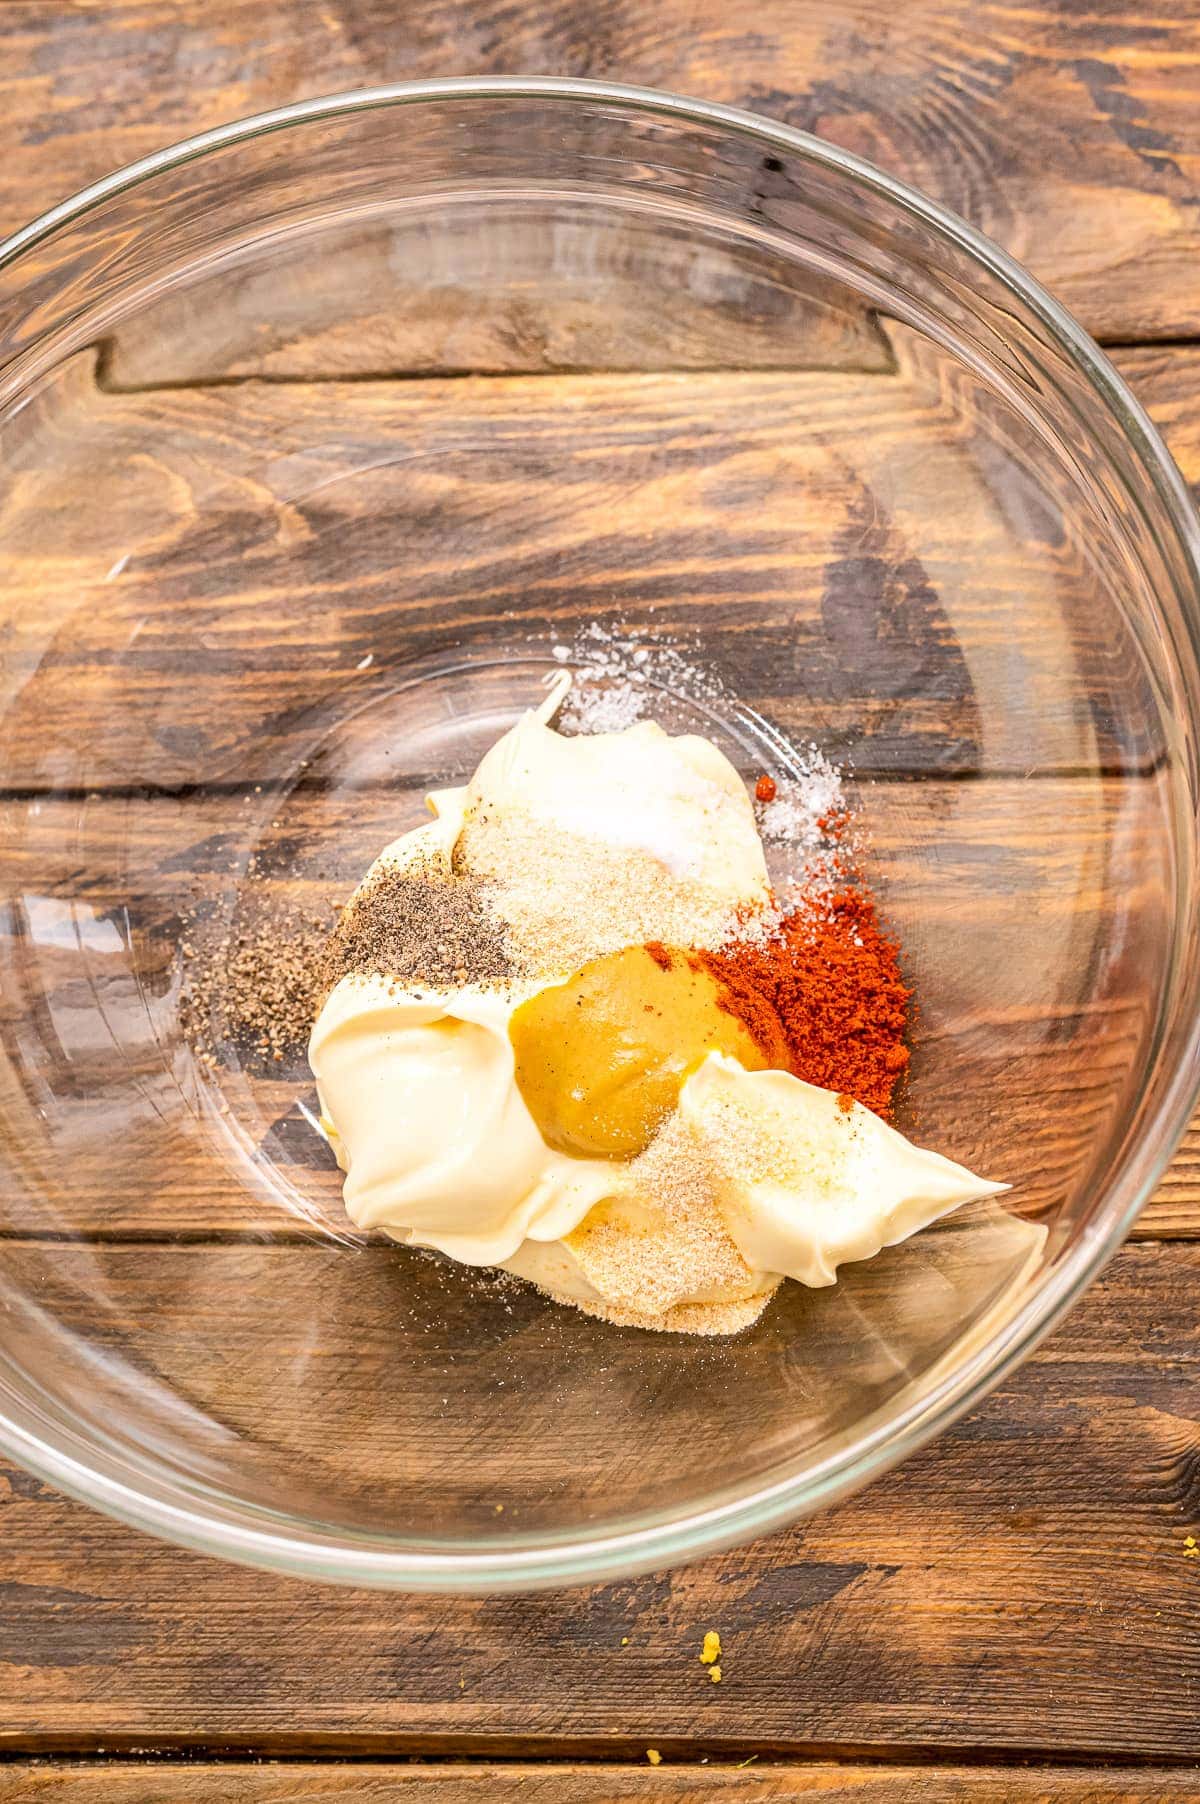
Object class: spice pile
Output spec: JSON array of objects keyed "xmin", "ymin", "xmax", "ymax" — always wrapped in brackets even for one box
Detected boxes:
[
  {"xmin": 179, "ymin": 888, "xmax": 330, "ymax": 1070},
  {"xmin": 695, "ymin": 885, "xmax": 910, "ymax": 1120},
  {"xmin": 180, "ymin": 855, "xmax": 512, "ymax": 1072},
  {"xmin": 321, "ymin": 857, "xmax": 512, "ymax": 994},
  {"xmin": 192, "ymin": 642, "xmax": 927, "ymax": 1337}
]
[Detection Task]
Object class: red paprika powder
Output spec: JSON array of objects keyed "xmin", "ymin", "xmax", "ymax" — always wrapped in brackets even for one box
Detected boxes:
[{"xmin": 691, "ymin": 887, "xmax": 910, "ymax": 1119}]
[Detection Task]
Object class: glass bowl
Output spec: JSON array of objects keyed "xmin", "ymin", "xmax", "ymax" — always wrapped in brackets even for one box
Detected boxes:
[{"xmin": 1, "ymin": 78, "xmax": 1198, "ymax": 1593}]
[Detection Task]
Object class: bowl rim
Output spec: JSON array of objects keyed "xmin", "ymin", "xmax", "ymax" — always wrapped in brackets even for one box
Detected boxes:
[{"xmin": 2, "ymin": 74, "xmax": 1200, "ymax": 1592}]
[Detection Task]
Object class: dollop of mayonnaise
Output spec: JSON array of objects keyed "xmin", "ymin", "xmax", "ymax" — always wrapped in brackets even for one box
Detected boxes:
[
  {"xmin": 309, "ymin": 975, "xmax": 623, "ymax": 1266},
  {"xmin": 449, "ymin": 680, "xmax": 772, "ymax": 976},
  {"xmin": 678, "ymin": 1054, "xmax": 1008, "ymax": 1288},
  {"xmin": 498, "ymin": 1058, "xmax": 1005, "ymax": 1315},
  {"xmin": 464, "ymin": 700, "xmax": 770, "ymax": 895}
]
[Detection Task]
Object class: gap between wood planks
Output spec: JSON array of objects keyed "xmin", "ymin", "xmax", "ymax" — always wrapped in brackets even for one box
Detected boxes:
[
  {"xmin": 4, "ymin": 1744, "xmax": 1200, "ymax": 1769},
  {"xmin": 0, "ymin": 1220, "xmax": 1186, "ymax": 1243},
  {"xmin": 0, "ymin": 763, "xmax": 1176, "ymax": 802},
  {"xmin": 88, "ymin": 335, "xmax": 1200, "ymax": 396}
]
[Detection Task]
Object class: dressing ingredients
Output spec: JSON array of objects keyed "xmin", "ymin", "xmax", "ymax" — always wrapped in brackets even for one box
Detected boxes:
[{"xmin": 308, "ymin": 676, "xmax": 1003, "ymax": 1334}]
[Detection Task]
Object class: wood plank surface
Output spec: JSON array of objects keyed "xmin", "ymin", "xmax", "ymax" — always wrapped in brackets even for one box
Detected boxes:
[
  {"xmin": 4, "ymin": 1, "xmax": 1200, "ymax": 1778},
  {"xmin": 0, "ymin": 342, "xmax": 1193, "ymax": 793},
  {"xmin": 0, "ymin": 1241, "xmax": 1197, "ymax": 1759},
  {"xmin": 0, "ymin": 345, "xmax": 1193, "ymax": 789},
  {"xmin": 2, "ymin": 1, "xmax": 1200, "ymax": 344},
  {"xmin": 0, "ymin": 772, "xmax": 1176, "ymax": 1234},
  {"xmin": 0, "ymin": 1211, "xmax": 1059, "ymax": 1526},
  {"xmin": 0, "ymin": 347, "xmax": 1165, "ymax": 790},
  {"xmin": 7, "ymin": 1763, "xmax": 1200, "ymax": 1802},
  {"xmin": 2, "ymin": 349, "xmax": 1193, "ymax": 1235}
]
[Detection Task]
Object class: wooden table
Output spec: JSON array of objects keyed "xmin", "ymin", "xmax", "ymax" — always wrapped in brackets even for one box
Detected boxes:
[{"xmin": 3, "ymin": 3, "xmax": 1200, "ymax": 1798}]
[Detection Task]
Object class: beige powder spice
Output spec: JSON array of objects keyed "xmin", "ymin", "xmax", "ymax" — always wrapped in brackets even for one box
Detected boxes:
[
  {"xmin": 460, "ymin": 810, "xmax": 770, "ymax": 982},
  {"xmin": 550, "ymin": 1113, "xmax": 778, "ymax": 1335}
]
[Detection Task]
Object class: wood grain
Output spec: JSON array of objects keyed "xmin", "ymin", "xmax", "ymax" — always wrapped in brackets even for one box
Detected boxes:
[
  {"xmin": 0, "ymin": 1242, "xmax": 1198, "ymax": 1757},
  {"xmin": 2, "ymin": 1, "xmax": 1200, "ymax": 343},
  {"xmin": 0, "ymin": 773, "xmax": 1176, "ymax": 1235},
  {"xmin": 7, "ymin": 1763, "xmax": 1200, "ymax": 1802},
  {"xmin": 1144, "ymin": 1137, "xmax": 1200, "ymax": 1235},
  {"xmin": 0, "ymin": 347, "xmax": 1180, "ymax": 790},
  {"xmin": 3, "ymin": 0, "xmax": 1200, "ymax": 1783},
  {"xmin": 1114, "ymin": 343, "xmax": 1200, "ymax": 467}
]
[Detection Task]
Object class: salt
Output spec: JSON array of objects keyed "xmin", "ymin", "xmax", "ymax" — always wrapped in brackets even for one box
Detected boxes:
[
  {"xmin": 545, "ymin": 618, "xmax": 852, "ymax": 904},
  {"xmin": 553, "ymin": 619, "xmax": 729, "ymax": 735},
  {"xmin": 568, "ymin": 682, "xmax": 645, "ymax": 733},
  {"xmin": 755, "ymin": 750, "xmax": 845, "ymax": 867}
]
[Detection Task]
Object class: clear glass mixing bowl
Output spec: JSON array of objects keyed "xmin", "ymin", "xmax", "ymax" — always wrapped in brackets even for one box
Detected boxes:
[{"xmin": 1, "ymin": 79, "xmax": 1199, "ymax": 1591}]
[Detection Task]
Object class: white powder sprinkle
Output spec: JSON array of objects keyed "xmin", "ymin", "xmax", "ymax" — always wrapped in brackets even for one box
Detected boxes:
[
  {"xmin": 539, "ymin": 618, "xmax": 853, "ymax": 912},
  {"xmin": 754, "ymin": 747, "xmax": 851, "ymax": 902},
  {"xmin": 549, "ymin": 1112, "xmax": 779, "ymax": 1335},
  {"xmin": 756, "ymin": 756, "xmax": 843, "ymax": 855},
  {"xmin": 553, "ymin": 619, "xmax": 728, "ymax": 735},
  {"xmin": 568, "ymin": 683, "xmax": 645, "ymax": 733}
]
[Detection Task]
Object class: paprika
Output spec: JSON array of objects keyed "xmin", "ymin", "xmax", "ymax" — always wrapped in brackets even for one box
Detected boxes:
[{"xmin": 691, "ymin": 887, "xmax": 911, "ymax": 1119}]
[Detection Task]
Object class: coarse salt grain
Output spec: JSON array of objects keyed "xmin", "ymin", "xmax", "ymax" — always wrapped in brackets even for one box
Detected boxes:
[
  {"xmin": 567, "ymin": 683, "xmax": 645, "ymax": 733},
  {"xmin": 553, "ymin": 619, "xmax": 728, "ymax": 736},
  {"xmin": 749, "ymin": 741, "xmax": 855, "ymax": 910},
  {"xmin": 755, "ymin": 757, "xmax": 842, "ymax": 855}
]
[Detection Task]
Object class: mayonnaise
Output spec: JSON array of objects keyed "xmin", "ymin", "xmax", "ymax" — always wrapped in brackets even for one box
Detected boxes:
[
  {"xmin": 678, "ymin": 1054, "xmax": 1007, "ymax": 1288},
  {"xmin": 310, "ymin": 976, "xmax": 623, "ymax": 1266}
]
